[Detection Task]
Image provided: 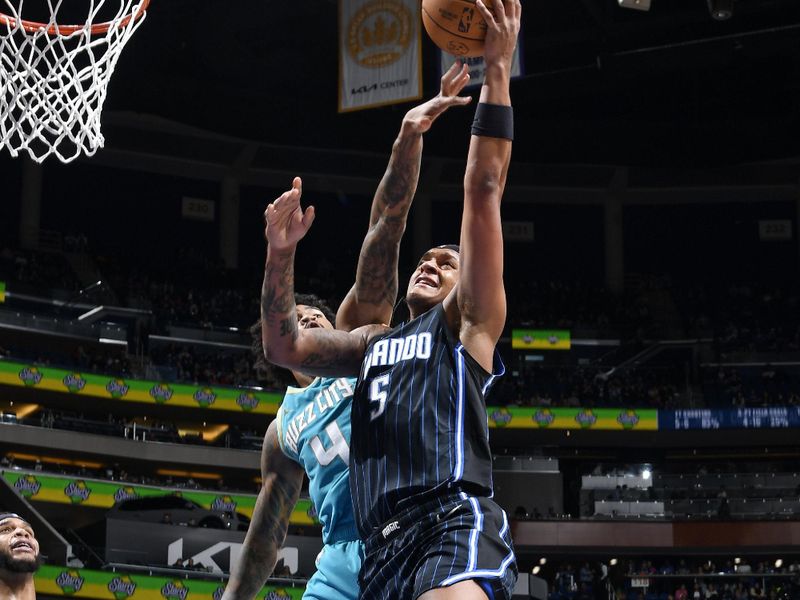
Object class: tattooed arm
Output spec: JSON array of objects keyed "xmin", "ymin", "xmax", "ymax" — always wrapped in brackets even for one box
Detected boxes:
[
  {"xmin": 261, "ymin": 178, "xmax": 385, "ymax": 376},
  {"xmin": 336, "ymin": 62, "xmax": 472, "ymax": 331},
  {"xmin": 221, "ymin": 422, "xmax": 303, "ymax": 600}
]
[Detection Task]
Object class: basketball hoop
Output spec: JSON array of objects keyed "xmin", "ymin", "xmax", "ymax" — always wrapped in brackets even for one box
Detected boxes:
[{"xmin": 0, "ymin": 0, "xmax": 151, "ymax": 163}]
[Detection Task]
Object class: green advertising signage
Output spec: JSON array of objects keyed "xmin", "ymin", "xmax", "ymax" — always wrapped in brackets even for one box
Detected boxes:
[
  {"xmin": 0, "ymin": 359, "xmax": 282, "ymax": 415},
  {"xmin": 2, "ymin": 469, "xmax": 319, "ymax": 525},
  {"xmin": 35, "ymin": 565, "xmax": 305, "ymax": 599},
  {"xmin": 486, "ymin": 406, "xmax": 658, "ymax": 430},
  {"xmin": 511, "ymin": 329, "xmax": 570, "ymax": 350}
]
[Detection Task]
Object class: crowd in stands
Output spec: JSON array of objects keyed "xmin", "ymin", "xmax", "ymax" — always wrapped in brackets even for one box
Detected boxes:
[
  {"xmin": 15, "ymin": 407, "xmax": 265, "ymax": 453},
  {"xmin": 702, "ymin": 366, "xmax": 800, "ymax": 408},
  {"xmin": 546, "ymin": 558, "xmax": 800, "ymax": 600},
  {"xmin": 148, "ymin": 343, "xmax": 258, "ymax": 388},
  {"xmin": 0, "ymin": 245, "xmax": 82, "ymax": 294},
  {"xmin": 508, "ymin": 279, "xmax": 656, "ymax": 338},
  {"xmin": 7, "ymin": 345, "xmax": 133, "ymax": 378},
  {"xmin": 580, "ymin": 462, "xmax": 800, "ymax": 521},
  {"xmin": 6, "ymin": 244, "xmax": 800, "ymax": 410},
  {"xmin": 679, "ymin": 283, "xmax": 800, "ymax": 357},
  {"xmin": 0, "ymin": 453, "xmax": 258, "ymax": 495},
  {"xmin": 494, "ymin": 363, "xmax": 685, "ymax": 409}
]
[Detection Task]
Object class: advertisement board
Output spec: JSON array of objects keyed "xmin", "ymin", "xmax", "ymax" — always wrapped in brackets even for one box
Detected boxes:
[
  {"xmin": 0, "ymin": 359, "xmax": 282, "ymax": 415},
  {"xmin": 660, "ymin": 407, "xmax": 800, "ymax": 430},
  {"xmin": 486, "ymin": 406, "xmax": 658, "ymax": 431},
  {"xmin": 2, "ymin": 469, "xmax": 319, "ymax": 525},
  {"xmin": 106, "ymin": 520, "xmax": 323, "ymax": 577},
  {"xmin": 511, "ymin": 329, "xmax": 571, "ymax": 350},
  {"xmin": 35, "ymin": 565, "xmax": 305, "ymax": 599}
]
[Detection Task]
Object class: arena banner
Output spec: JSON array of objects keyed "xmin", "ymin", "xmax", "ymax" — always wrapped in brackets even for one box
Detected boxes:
[
  {"xmin": 511, "ymin": 329, "xmax": 571, "ymax": 350},
  {"xmin": 35, "ymin": 565, "xmax": 305, "ymax": 599},
  {"xmin": 660, "ymin": 407, "xmax": 800, "ymax": 430},
  {"xmin": 438, "ymin": 41, "xmax": 523, "ymax": 88},
  {"xmin": 338, "ymin": 0, "xmax": 422, "ymax": 112},
  {"xmin": 0, "ymin": 359, "xmax": 282, "ymax": 415},
  {"xmin": 2, "ymin": 469, "xmax": 320, "ymax": 525},
  {"xmin": 0, "ymin": 280, "xmax": 5, "ymax": 303},
  {"xmin": 486, "ymin": 406, "xmax": 658, "ymax": 431}
]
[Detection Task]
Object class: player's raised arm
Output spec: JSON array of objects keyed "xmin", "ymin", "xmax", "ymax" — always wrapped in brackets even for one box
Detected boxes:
[
  {"xmin": 260, "ymin": 178, "xmax": 382, "ymax": 376},
  {"xmin": 336, "ymin": 62, "xmax": 472, "ymax": 331},
  {"xmin": 454, "ymin": 0, "xmax": 521, "ymax": 372},
  {"xmin": 221, "ymin": 422, "xmax": 302, "ymax": 600}
]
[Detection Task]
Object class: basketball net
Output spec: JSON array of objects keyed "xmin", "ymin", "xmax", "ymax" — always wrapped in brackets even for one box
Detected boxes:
[{"xmin": 0, "ymin": 0, "xmax": 150, "ymax": 163}]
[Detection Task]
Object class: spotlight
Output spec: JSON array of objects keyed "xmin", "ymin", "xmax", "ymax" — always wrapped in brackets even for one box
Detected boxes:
[
  {"xmin": 734, "ymin": 558, "xmax": 741, "ymax": 565},
  {"xmin": 775, "ymin": 559, "xmax": 783, "ymax": 569},
  {"xmin": 532, "ymin": 566, "xmax": 541, "ymax": 575},
  {"xmin": 707, "ymin": 0, "xmax": 733, "ymax": 20},
  {"xmin": 610, "ymin": 558, "xmax": 618, "ymax": 566},
  {"xmin": 642, "ymin": 468, "xmax": 652, "ymax": 480},
  {"xmin": 619, "ymin": 0, "xmax": 651, "ymax": 11},
  {"xmin": 540, "ymin": 558, "xmax": 547, "ymax": 565}
]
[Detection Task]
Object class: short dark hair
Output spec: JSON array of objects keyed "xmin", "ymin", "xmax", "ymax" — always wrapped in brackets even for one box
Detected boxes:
[
  {"xmin": 0, "ymin": 512, "xmax": 27, "ymax": 525},
  {"xmin": 249, "ymin": 293, "xmax": 336, "ymax": 388},
  {"xmin": 294, "ymin": 293, "xmax": 336, "ymax": 324}
]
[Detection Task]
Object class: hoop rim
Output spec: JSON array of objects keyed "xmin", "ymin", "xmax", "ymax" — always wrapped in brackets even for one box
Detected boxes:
[{"xmin": 0, "ymin": 0, "xmax": 150, "ymax": 35}]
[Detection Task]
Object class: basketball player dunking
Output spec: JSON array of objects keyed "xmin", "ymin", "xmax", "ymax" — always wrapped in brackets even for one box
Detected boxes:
[
  {"xmin": 222, "ymin": 64, "xmax": 473, "ymax": 600},
  {"xmin": 259, "ymin": 1, "xmax": 521, "ymax": 598}
]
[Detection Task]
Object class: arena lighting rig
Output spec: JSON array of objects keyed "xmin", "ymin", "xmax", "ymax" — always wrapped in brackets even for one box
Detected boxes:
[
  {"xmin": 708, "ymin": 0, "xmax": 734, "ymax": 20},
  {"xmin": 619, "ymin": 0, "xmax": 735, "ymax": 20},
  {"xmin": 618, "ymin": 0, "xmax": 651, "ymax": 11}
]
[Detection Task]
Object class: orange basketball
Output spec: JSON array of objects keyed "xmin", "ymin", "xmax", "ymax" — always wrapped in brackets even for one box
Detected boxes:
[{"xmin": 421, "ymin": 0, "xmax": 493, "ymax": 58}]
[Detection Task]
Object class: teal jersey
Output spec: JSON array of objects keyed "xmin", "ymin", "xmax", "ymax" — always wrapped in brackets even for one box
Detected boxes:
[{"xmin": 276, "ymin": 377, "xmax": 358, "ymax": 544}]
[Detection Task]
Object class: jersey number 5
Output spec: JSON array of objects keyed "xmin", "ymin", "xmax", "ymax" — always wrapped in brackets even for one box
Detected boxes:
[
  {"xmin": 369, "ymin": 374, "xmax": 390, "ymax": 421},
  {"xmin": 310, "ymin": 422, "xmax": 349, "ymax": 466}
]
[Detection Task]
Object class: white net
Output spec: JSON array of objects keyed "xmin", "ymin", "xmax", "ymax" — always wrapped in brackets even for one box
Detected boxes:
[{"xmin": 0, "ymin": 0, "xmax": 149, "ymax": 163}]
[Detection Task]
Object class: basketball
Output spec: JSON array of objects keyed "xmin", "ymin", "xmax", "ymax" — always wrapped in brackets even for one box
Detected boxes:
[{"xmin": 421, "ymin": 0, "xmax": 493, "ymax": 58}]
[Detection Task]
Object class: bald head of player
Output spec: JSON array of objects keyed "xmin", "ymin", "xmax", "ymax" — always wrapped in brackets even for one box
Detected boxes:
[
  {"xmin": 0, "ymin": 513, "xmax": 41, "ymax": 600},
  {"xmin": 405, "ymin": 244, "xmax": 460, "ymax": 319}
]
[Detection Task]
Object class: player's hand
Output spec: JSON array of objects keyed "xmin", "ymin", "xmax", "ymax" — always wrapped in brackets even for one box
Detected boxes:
[
  {"xmin": 264, "ymin": 177, "xmax": 315, "ymax": 251},
  {"xmin": 402, "ymin": 62, "xmax": 472, "ymax": 134},
  {"xmin": 476, "ymin": 0, "xmax": 521, "ymax": 70}
]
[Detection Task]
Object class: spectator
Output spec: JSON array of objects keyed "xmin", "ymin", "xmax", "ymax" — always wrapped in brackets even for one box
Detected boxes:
[{"xmin": 0, "ymin": 512, "xmax": 41, "ymax": 600}]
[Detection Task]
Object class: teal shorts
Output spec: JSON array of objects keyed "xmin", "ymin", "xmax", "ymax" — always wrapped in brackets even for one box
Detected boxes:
[{"xmin": 303, "ymin": 539, "xmax": 364, "ymax": 600}]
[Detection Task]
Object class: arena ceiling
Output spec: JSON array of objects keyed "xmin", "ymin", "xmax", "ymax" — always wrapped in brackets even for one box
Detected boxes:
[{"xmin": 11, "ymin": 0, "xmax": 800, "ymax": 168}]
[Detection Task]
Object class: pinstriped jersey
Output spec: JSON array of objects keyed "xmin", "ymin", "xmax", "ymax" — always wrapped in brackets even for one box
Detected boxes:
[
  {"xmin": 350, "ymin": 303, "xmax": 505, "ymax": 537},
  {"xmin": 276, "ymin": 377, "xmax": 359, "ymax": 544}
]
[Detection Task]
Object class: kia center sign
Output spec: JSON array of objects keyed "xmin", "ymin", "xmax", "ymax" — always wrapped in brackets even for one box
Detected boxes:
[{"xmin": 106, "ymin": 520, "xmax": 323, "ymax": 577}]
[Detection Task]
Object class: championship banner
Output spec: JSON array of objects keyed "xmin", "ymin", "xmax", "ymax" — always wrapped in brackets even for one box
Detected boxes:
[
  {"xmin": 0, "ymin": 280, "xmax": 5, "ymax": 303},
  {"xmin": 339, "ymin": 0, "xmax": 422, "ymax": 112},
  {"xmin": 0, "ymin": 359, "xmax": 282, "ymax": 415},
  {"xmin": 512, "ymin": 329, "xmax": 571, "ymax": 350},
  {"xmin": 486, "ymin": 406, "xmax": 658, "ymax": 431},
  {"xmin": 2, "ymin": 469, "xmax": 320, "ymax": 525},
  {"xmin": 438, "ymin": 38, "xmax": 523, "ymax": 88},
  {"xmin": 35, "ymin": 565, "xmax": 306, "ymax": 599}
]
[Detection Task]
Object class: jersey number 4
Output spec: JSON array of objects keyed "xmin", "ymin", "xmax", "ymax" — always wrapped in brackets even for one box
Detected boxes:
[{"xmin": 310, "ymin": 422, "xmax": 350, "ymax": 466}]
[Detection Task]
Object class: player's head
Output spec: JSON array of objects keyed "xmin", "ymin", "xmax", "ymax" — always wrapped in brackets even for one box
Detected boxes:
[
  {"xmin": 251, "ymin": 293, "xmax": 336, "ymax": 387},
  {"xmin": 0, "ymin": 513, "xmax": 41, "ymax": 574},
  {"xmin": 295, "ymin": 293, "xmax": 335, "ymax": 332},
  {"xmin": 405, "ymin": 245, "xmax": 460, "ymax": 318}
]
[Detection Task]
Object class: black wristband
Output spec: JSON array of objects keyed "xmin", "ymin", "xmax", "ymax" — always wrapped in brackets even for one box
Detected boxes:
[{"xmin": 471, "ymin": 103, "xmax": 514, "ymax": 140}]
